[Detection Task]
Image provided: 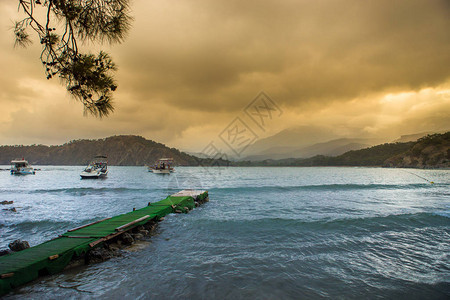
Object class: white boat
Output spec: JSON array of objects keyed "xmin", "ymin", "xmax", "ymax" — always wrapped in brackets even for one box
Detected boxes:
[
  {"xmin": 80, "ymin": 156, "xmax": 108, "ymax": 179},
  {"xmin": 149, "ymin": 158, "xmax": 175, "ymax": 174},
  {"xmin": 10, "ymin": 159, "xmax": 36, "ymax": 175}
]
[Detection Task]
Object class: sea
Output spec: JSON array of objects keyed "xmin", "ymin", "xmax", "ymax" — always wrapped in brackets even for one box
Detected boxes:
[{"xmin": 0, "ymin": 166, "xmax": 449, "ymax": 299}]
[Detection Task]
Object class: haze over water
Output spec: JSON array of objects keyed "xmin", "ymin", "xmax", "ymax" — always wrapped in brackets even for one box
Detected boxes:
[{"xmin": 1, "ymin": 166, "xmax": 449, "ymax": 299}]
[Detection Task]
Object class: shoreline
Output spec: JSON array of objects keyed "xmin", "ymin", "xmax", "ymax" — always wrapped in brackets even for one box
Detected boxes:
[{"xmin": 1, "ymin": 165, "xmax": 449, "ymax": 170}]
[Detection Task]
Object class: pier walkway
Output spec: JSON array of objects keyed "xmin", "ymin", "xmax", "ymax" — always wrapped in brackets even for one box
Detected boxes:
[{"xmin": 0, "ymin": 190, "xmax": 208, "ymax": 295}]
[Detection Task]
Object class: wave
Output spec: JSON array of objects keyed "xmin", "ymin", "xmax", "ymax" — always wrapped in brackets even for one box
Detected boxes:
[
  {"xmin": 31, "ymin": 187, "xmax": 152, "ymax": 194},
  {"xmin": 0, "ymin": 183, "xmax": 443, "ymax": 196},
  {"xmin": 211, "ymin": 183, "xmax": 441, "ymax": 193},
  {"xmin": 0, "ymin": 186, "xmax": 184, "ymax": 196},
  {"xmin": 0, "ymin": 219, "xmax": 74, "ymax": 229},
  {"xmin": 193, "ymin": 212, "xmax": 449, "ymax": 233},
  {"xmin": 7, "ymin": 211, "xmax": 446, "ymax": 229},
  {"xmin": 315, "ymin": 211, "xmax": 450, "ymax": 231}
]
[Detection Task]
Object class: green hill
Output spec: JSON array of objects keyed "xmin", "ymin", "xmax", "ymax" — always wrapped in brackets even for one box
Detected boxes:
[
  {"xmin": 383, "ymin": 132, "xmax": 449, "ymax": 168},
  {"xmin": 295, "ymin": 142, "xmax": 415, "ymax": 166},
  {"xmin": 0, "ymin": 135, "xmax": 202, "ymax": 166}
]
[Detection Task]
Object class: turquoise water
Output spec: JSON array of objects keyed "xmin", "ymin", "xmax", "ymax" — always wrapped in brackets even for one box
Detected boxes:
[{"xmin": 1, "ymin": 166, "xmax": 449, "ymax": 299}]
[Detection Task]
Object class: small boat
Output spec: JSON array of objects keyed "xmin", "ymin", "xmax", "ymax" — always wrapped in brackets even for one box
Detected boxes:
[
  {"xmin": 80, "ymin": 155, "xmax": 108, "ymax": 179},
  {"xmin": 10, "ymin": 159, "xmax": 36, "ymax": 175},
  {"xmin": 149, "ymin": 158, "xmax": 175, "ymax": 174}
]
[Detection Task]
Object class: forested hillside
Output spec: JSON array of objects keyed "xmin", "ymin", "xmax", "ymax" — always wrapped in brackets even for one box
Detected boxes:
[{"xmin": 0, "ymin": 135, "xmax": 199, "ymax": 166}]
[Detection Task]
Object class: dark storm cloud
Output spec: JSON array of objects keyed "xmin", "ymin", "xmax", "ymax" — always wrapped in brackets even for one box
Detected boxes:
[{"xmin": 113, "ymin": 0, "xmax": 450, "ymax": 111}]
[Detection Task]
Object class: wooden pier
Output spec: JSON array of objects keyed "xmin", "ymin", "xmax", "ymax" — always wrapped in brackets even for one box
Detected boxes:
[{"xmin": 0, "ymin": 190, "xmax": 209, "ymax": 296}]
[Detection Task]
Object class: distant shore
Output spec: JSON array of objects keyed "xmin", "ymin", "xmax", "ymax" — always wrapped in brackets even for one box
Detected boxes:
[
  {"xmin": 1, "ymin": 165, "xmax": 448, "ymax": 170},
  {"xmin": 0, "ymin": 132, "xmax": 448, "ymax": 169}
]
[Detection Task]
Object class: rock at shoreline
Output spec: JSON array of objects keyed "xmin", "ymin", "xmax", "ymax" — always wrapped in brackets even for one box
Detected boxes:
[
  {"xmin": 121, "ymin": 232, "xmax": 134, "ymax": 245},
  {"xmin": 8, "ymin": 240, "xmax": 30, "ymax": 252},
  {"xmin": 87, "ymin": 247, "xmax": 117, "ymax": 264},
  {"xmin": 0, "ymin": 249, "xmax": 12, "ymax": 256},
  {"xmin": 133, "ymin": 233, "xmax": 144, "ymax": 240},
  {"xmin": 139, "ymin": 229, "xmax": 149, "ymax": 236},
  {"xmin": 2, "ymin": 207, "xmax": 16, "ymax": 212}
]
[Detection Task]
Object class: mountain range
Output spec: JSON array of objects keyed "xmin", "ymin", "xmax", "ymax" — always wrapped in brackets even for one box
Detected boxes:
[
  {"xmin": 239, "ymin": 125, "xmax": 425, "ymax": 161},
  {"xmin": 243, "ymin": 138, "xmax": 384, "ymax": 160},
  {"xmin": 0, "ymin": 131, "xmax": 447, "ymax": 168},
  {"xmin": 237, "ymin": 132, "xmax": 449, "ymax": 168}
]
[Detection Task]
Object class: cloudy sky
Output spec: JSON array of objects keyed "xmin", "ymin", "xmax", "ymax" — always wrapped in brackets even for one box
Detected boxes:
[{"xmin": 0, "ymin": 0, "xmax": 449, "ymax": 152}]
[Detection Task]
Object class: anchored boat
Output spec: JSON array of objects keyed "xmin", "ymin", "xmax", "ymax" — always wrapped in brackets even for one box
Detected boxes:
[
  {"xmin": 10, "ymin": 159, "xmax": 35, "ymax": 175},
  {"xmin": 80, "ymin": 156, "xmax": 108, "ymax": 179},
  {"xmin": 149, "ymin": 158, "xmax": 175, "ymax": 174}
]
